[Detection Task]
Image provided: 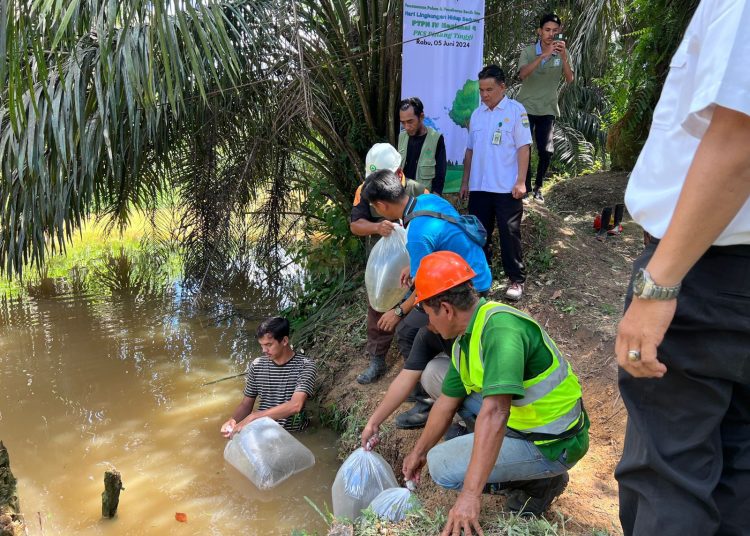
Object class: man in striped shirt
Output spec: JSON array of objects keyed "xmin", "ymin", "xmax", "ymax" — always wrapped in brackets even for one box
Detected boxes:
[{"xmin": 220, "ymin": 317, "xmax": 317, "ymax": 434}]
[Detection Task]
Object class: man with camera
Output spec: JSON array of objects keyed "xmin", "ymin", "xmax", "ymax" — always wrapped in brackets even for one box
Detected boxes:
[{"xmin": 517, "ymin": 13, "xmax": 574, "ymax": 204}]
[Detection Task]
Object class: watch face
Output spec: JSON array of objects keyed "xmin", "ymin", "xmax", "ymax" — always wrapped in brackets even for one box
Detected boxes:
[{"xmin": 633, "ymin": 270, "xmax": 646, "ymax": 295}]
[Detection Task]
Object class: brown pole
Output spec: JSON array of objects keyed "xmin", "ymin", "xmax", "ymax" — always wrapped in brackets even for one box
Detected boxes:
[{"xmin": 102, "ymin": 470, "xmax": 124, "ymax": 518}]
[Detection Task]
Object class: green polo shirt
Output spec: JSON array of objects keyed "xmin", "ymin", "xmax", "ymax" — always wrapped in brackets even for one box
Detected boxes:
[
  {"xmin": 442, "ymin": 299, "xmax": 589, "ymax": 464},
  {"xmin": 516, "ymin": 44, "xmax": 570, "ymax": 117}
]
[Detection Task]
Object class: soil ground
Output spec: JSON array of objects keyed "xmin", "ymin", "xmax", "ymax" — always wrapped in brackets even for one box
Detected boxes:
[{"xmin": 311, "ymin": 171, "xmax": 638, "ymax": 535}]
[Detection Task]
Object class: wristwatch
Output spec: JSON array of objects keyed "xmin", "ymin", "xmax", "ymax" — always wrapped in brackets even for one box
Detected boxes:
[
  {"xmin": 632, "ymin": 268, "xmax": 681, "ymax": 300},
  {"xmin": 393, "ymin": 304, "xmax": 405, "ymax": 318}
]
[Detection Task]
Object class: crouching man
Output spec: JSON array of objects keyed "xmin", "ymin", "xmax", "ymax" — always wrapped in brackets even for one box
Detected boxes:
[
  {"xmin": 402, "ymin": 251, "xmax": 589, "ymax": 535},
  {"xmin": 220, "ymin": 317, "xmax": 316, "ymax": 436}
]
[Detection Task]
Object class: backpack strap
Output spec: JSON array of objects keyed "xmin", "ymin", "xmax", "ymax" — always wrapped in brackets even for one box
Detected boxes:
[{"xmin": 403, "ymin": 210, "xmax": 458, "ymax": 225}]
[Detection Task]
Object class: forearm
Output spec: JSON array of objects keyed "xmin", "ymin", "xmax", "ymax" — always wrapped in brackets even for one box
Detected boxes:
[
  {"xmin": 646, "ymin": 106, "xmax": 750, "ymax": 286},
  {"xmin": 519, "ymin": 58, "xmax": 542, "ymax": 80},
  {"xmin": 400, "ymin": 292, "xmax": 417, "ymax": 315},
  {"xmin": 367, "ymin": 370, "xmax": 421, "ymax": 428},
  {"xmin": 461, "ymin": 403, "xmax": 507, "ymax": 496},
  {"xmin": 462, "ymin": 150, "xmax": 473, "ymax": 184},
  {"xmin": 244, "ymin": 398, "xmax": 304, "ymax": 422},
  {"xmin": 562, "ymin": 53, "xmax": 574, "ymax": 83},
  {"xmin": 231, "ymin": 399, "xmax": 255, "ymax": 423},
  {"xmin": 350, "ymin": 219, "xmax": 381, "ymax": 237},
  {"xmin": 516, "ymin": 145, "xmax": 530, "ymax": 184},
  {"xmin": 411, "ymin": 395, "xmax": 461, "ymax": 456}
]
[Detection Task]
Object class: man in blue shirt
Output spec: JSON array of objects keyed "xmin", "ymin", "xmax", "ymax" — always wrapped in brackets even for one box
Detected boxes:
[{"xmin": 359, "ymin": 169, "xmax": 492, "ymax": 428}]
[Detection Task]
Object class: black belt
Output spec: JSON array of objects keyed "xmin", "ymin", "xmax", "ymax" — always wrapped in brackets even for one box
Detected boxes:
[
  {"xmin": 646, "ymin": 234, "xmax": 750, "ymax": 258},
  {"xmin": 505, "ymin": 402, "xmax": 586, "ymax": 443}
]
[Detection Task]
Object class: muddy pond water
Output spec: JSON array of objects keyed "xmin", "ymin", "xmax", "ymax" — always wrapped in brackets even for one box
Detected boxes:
[{"xmin": 0, "ymin": 289, "xmax": 339, "ymax": 535}]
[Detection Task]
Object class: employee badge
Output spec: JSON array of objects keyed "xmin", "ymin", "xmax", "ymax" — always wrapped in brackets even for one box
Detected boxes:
[{"xmin": 492, "ymin": 129, "xmax": 502, "ymax": 145}]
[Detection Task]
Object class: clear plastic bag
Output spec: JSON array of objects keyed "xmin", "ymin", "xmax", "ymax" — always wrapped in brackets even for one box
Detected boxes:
[
  {"xmin": 331, "ymin": 448, "xmax": 399, "ymax": 520},
  {"xmin": 369, "ymin": 487, "xmax": 421, "ymax": 522},
  {"xmin": 365, "ymin": 226, "xmax": 410, "ymax": 312},
  {"xmin": 223, "ymin": 417, "xmax": 315, "ymax": 490}
]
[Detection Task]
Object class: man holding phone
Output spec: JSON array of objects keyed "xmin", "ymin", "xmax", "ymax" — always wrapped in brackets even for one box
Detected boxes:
[{"xmin": 517, "ymin": 13, "xmax": 574, "ymax": 204}]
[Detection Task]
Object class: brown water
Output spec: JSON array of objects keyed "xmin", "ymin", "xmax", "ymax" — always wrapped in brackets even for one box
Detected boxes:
[{"xmin": 0, "ymin": 291, "xmax": 339, "ymax": 535}]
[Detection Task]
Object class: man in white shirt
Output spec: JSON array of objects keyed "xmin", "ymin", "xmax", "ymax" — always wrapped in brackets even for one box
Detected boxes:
[
  {"xmin": 460, "ymin": 65, "xmax": 532, "ymax": 301},
  {"xmin": 615, "ymin": 1, "xmax": 750, "ymax": 534}
]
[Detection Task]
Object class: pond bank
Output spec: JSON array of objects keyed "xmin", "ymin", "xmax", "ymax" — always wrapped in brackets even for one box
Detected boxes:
[{"xmin": 302, "ymin": 172, "xmax": 634, "ymax": 535}]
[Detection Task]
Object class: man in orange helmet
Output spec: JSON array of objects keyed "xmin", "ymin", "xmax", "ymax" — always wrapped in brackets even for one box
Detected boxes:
[{"xmin": 402, "ymin": 251, "xmax": 589, "ymax": 534}]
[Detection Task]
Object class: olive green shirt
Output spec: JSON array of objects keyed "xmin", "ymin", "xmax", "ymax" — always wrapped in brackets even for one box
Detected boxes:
[
  {"xmin": 516, "ymin": 43, "xmax": 570, "ymax": 117},
  {"xmin": 442, "ymin": 299, "xmax": 589, "ymax": 464}
]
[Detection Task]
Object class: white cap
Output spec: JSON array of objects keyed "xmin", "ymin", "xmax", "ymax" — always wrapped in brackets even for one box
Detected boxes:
[{"xmin": 364, "ymin": 143, "xmax": 401, "ymax": 178}]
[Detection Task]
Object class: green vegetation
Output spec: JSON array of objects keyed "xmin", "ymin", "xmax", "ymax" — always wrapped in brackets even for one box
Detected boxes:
[{"xmin": 1, "ymin": 0, "xmax": 695, "ymax": 286}]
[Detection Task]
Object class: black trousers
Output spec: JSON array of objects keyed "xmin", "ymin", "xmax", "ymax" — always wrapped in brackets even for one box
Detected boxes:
[
  {"xmin": 525, "ymin": 114, "xmax": 555, "ymax": 193},
  {"xmin": 616, "ymin": 242, "xmax": 750, "ymax": 535},
  {"xmin": 468, "ymin": 191, "xmax": 525, "ymax": 283}
]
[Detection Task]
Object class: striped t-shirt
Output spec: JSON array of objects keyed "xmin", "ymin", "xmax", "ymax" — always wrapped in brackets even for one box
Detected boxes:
[{"xmin": 243, "ymin": 353, "xmax": 317, "ymax": 432}]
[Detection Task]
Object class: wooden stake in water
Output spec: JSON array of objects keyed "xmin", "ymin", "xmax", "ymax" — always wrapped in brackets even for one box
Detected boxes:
[{"xmin": 102, "ymin": 470, "xmax": 124, "ymax": 518}]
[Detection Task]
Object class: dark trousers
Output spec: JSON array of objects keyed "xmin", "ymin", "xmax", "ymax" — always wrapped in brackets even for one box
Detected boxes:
[
  {"xmin": 468, "ymin": 191, "xmax": 525, "ymax": 283},
  {"xmin": 366, "ymin": 304, "xmax": 395, "ymax": 357},
  {"xmin": 616, "ymin": 243, "xmax": 750, "ymax": 535},
  {"xmin": 525, "ymin": 114, "xmax": 555, "ymax": 193},
  {"xmin": 396, "ymin": 307, "xmax": 429, "ymax": 359}
]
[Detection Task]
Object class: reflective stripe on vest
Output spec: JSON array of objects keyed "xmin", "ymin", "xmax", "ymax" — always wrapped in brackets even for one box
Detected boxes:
[
  {"xmin": 398, "ymin": 127, "xmax": 440, "ymax": 191},
  {"xmin": 451, "ymin": 301, "xmax": 583, "ymax": 438}
]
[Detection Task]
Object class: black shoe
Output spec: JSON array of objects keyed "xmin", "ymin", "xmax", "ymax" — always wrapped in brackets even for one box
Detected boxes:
[
  {"xmin": 505, "ymin": 473, "xmax": 569, "ymax": 516},
  {"xmin": 533, "ymin": 190, "xmax": 545, "ymax": 204},
  {"xmin": 406, "ymin": 383, "xmax": 429, "ymax": 403},
  {"xmin": 394, "ymin": 400, "xmax": 433, "ymax": 429},
  {"xmin": 443, "ymin": 422, "xmax": 469, "ymax": 441},
  {"xmin": 356, "ymin": 355, "xmax": 386, "ymax": 384}
]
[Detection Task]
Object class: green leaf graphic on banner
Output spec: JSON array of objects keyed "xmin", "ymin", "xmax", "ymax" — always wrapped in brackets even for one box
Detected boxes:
[{"xmin": 449, "ymin": 79, "xmax": 479, "ymax": 129}]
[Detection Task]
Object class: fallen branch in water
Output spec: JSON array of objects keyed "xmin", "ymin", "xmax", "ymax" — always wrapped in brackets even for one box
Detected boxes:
[{"xmin": 202, "ymin": 372, "xmax": 247, "ymax": 386}]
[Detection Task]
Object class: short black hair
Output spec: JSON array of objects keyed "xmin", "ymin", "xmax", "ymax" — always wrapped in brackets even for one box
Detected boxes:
[
  {"xmin": 399, "ymin": 97, "xmax": 424, "ymax": 117},
  {"xmin": 539, "ymin": 13, "xmax": 561, "ymax": 28},
  {"xmin": 477, "ymin": 64, "xmax": 505, "ymax": 85},
  {"xmin": 422, "ymin": 281, "xmax": 478, "ymax": 312},
  {"xmin": 256, "ymin": 316, "xmax": 290, "ymax": 342},
  {"xmin": 360, "ymin": 169, "xmax": 407, "ymax": 204}
]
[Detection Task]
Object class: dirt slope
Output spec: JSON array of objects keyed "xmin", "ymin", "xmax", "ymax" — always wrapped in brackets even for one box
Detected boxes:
[{"xmin": 312, "ymin": 171, "xmax": 637, "ymax": 535}]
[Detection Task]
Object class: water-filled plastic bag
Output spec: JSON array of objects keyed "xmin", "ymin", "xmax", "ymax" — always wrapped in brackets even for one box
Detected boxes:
[
  {"xmin": 223, "ymin": 417, "xmax": 315, "ymax": 489},
  {"xmin": 331, "ymin": 448, "xmax": 399, "ymax": 520},
  {"xmin": 365, "ymin": 226, "xmax": 410, "ymax": 312},
  {"xmin": 369, "ymin": 487, "xmax": 421, "ymax": 522}
]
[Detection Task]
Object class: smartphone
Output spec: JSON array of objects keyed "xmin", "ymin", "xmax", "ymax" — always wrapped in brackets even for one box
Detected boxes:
[{"xmin": 554, "ymin": 33, "xmax": 564, "ymax": 41}]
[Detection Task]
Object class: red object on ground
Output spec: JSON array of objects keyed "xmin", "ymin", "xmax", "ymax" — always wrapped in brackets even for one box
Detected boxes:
[{"xmin": 175, "ymin": 513, "xmax": 187, "ymax": 523}]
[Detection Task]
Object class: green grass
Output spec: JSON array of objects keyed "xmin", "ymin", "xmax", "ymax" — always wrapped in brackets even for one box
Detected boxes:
[{"xmin": 0, "ymin": 210, "xmax": 181, "ymax": 298}]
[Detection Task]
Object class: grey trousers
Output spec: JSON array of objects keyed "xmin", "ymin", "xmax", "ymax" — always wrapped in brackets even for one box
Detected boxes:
[{"xmin": 616, "ymin": 242, "xmax": 750, "ymax": 536}]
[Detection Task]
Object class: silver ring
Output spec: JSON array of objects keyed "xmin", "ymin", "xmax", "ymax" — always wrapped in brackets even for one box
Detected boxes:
[{"xmin": 627, "ymin": 350, "xmax": 641, "ymax": 362}]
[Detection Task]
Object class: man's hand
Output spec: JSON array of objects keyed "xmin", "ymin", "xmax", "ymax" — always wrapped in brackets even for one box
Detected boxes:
[
  {"xmin": 442, "ymin": 491, "xmax": 484, "ymax": 536},
  {"xmin": 459, "ymin": 183, "xmax": 470, "ymax": 201},
  {"xmin": 377, "ymin": 220, "xmax": 397, "ymax": 237},
  {"xmin": 378, "ymin": 309, "xmax": 402, "ymax": 332},
  {"xmin": 553, "ymin": 39, "xmax": 567, "ymax": 55},
  {"xmin": 400, "ymin": 266, "xmax": 413, "ymax": 288},
  {"xmin": 232, "ymin": 414, "xmax": 256, "ymax": 436},
  {"xmin": 511, "ymin": 182, "xmax": 526, "ymax": 200},
  {"xmin": 615, "ymin": 297, "xmax": 675, "ymax": 378},
  {"xmin": 361, "ymin": 422, "xmax": 380, "ymax": 450},
  {"xmin": 220, "ymin": 418, "xmax": 237, "ymax": 438},
  {"xmin": 402, "ymin": 450, "xmax": 427, "ymax": 484}
]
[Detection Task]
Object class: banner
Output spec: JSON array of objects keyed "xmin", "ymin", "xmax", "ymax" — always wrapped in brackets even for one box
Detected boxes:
[{"xmin": 401, "ymin": 1, "xmax": 485, "ymax": 193}]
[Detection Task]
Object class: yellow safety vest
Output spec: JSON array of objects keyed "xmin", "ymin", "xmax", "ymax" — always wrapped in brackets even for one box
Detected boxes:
[
  {"xmin": 398, "ymin": 127, "xmax": 441, "ymax": 192},
  {"xmin": 452, "ymin": 301, "xmax": 584, "ymax": 442}
]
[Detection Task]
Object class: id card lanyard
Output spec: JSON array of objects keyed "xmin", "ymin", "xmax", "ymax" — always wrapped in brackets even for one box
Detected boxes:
[{"xmin": 492, "ymin": 121, "xmax": 503, "ymax": 145}]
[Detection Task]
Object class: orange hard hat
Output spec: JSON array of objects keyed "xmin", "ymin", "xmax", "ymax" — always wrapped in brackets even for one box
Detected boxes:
[{"xmin": 414, "ymin": 251, "xmax": 476, "ymax": 304}]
